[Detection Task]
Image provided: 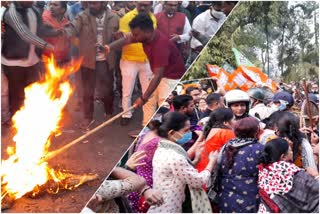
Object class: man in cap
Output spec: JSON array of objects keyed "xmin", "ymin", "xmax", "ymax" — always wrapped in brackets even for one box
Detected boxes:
[
  {"xmin": 248, "ymin": 88, "xmax": 275, "ymax": 120},
  {"xmin": 272, "ymin": 91, "xmax": 294, "ymax": 112}
]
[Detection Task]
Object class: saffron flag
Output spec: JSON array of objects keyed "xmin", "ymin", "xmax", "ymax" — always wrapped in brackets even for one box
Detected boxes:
[
  {"xmin": 228, "ymin": 68, "xmax": 255, "ymax": 91},
  {"xmin": 206, "ymin": 64, "xmax": 222, "ymax": 76},
  {"xmin": 207, "ymin": 64, "xmax": 237, "ymax": 91},
  {"xmin": 238, "ymin": 65, "xmax": 277, "ymax": 92}
]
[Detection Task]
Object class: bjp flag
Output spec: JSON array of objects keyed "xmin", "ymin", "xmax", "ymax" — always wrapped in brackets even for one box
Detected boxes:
[
  {"xmin": 219, "ymin": 69, "xmax": 238, "ymax": 91},
  {"xmin": 238, "ymin": 65, "xmax": 277, "ymax": 92},
  {"xmin": 207, "ymin": 64, "xmax": 237, "ymax": 91},
  {"xmin": 229, "ymin": 68, "xmax": 255, "ymax": 91},
  {"xmin": 207, "ymin": 64, "xmax": 222, "ymax": 77}
]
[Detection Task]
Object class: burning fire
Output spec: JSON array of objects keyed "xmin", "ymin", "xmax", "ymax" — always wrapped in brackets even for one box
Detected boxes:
[{"xmin": 1, "ymin": 56, "xmax": 82, "ymax": 200}]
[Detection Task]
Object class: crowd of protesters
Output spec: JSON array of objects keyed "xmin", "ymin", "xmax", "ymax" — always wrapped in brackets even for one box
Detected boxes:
[
  {"xmin": 84, "ymin": 77, "xmax": 319, "ymax": 212},
  {"xmin": 1, "ymin": 1, "xmax": 236, "ymax": 135}
]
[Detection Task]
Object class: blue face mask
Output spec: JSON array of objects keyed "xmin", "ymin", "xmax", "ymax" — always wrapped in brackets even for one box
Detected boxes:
[
  {"xmin": 278, "ymin": 100, "xmax": 288, "ymax": 111},
  {"xmin": 176, "ymin": 131, "xmax": 192, "ymax": 145}
]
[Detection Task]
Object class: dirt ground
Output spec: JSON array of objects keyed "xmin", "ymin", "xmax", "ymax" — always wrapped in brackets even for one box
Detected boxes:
[{"xmin": 1, "ymin": 94, "xmax": 141, "ymax": 212}]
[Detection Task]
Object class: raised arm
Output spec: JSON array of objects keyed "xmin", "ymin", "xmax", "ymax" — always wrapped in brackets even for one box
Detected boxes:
[
  {"xmin": 4, "ymin": 3, "xmax": 54, "ymax": 51},
  {"xmin": 97, "ymin": 167, "xmax": 146, "ymax": 199},
  {"xmin": 63, "ymin": 12, "xmax": 85, "ymax": 38},
  {"xmin": 106, "ymin": 33, "xmax": 132, "ymax": 52}
]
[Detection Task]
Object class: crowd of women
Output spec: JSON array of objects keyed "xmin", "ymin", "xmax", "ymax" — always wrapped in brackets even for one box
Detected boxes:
[{"xmin": 82, "ymin": 77, "xmax": 319, "ymax": 213}]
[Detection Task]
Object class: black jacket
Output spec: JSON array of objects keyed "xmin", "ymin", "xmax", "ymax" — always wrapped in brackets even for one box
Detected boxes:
[{"xmin": 2, "ymin": 3, "xmax": 59, "ymax": 60}]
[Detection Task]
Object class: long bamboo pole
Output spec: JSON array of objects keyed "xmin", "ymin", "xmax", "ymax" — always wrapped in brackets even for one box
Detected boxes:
[
  {"xmin": 302, "ymin": 79, "xmax": 314, "ymax": 130},
  {"xmin": 42, "ymin": 105, "xmax": 137, "ymax": 162}
]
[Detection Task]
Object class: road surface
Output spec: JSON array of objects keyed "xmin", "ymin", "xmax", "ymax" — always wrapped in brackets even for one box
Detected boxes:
[{"xmin": 1, "ymin": 94, "xmax": 141, "ymax": 212}]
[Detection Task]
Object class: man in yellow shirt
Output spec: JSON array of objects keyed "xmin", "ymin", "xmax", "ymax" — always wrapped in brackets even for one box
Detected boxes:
[{"xmin": 119, "ymin": 1, "xmax": 157, "ymax": 126}]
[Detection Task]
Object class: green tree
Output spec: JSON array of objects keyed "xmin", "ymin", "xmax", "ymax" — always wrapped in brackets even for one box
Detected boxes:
[
  {"xmin": 183, "ymin": 1, "xmax": 319, "ymax": 82},
  {"xmin": 282, "ymin": 2, "xmax": 319, "ymax": 81}
]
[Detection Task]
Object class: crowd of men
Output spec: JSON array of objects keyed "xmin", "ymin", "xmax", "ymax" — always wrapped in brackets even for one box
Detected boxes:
[
  {"xmin": 84, "ymin": 77, "xmax": 319, "ymax": 212},
  {"xmin": 1, "ymin": 1, "xmax": 237, "ymax": 135},
  {"xmin": 2, "ymin": 1, "xmax": 318, "ymax": 213}
]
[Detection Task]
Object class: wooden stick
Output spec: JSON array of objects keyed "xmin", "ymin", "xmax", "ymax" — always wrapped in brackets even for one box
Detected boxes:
[
  {"xmin": 42, "ymin": 105, "xmax": 136, "ymax": 162},
  {"xmin": 302, "ymin": 79, "xmax": 314, "ymax": 130},
  {"xmin": 294, "ymin": 87, "xmax": 303, "ymax": 102}
]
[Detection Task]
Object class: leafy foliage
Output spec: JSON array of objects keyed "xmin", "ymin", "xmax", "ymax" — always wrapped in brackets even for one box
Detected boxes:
[{"xmin": 183, "ymin": 1, "xmax": 319, "ymax": 82}]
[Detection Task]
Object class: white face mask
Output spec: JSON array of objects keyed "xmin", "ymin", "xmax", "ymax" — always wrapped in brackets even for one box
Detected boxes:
[
  {"xmin": 278, "ymin": 100, "xmax": 288, "ymax": 111},
  {"xmin": 271, "ymin": 104, "xmax": 279, "ymax": 112},
  {"xmin": 210, "ymin": 8, "xmax": 225, "ymax": 19},
  {"xmin": 271, "ymin": 100, "xmax": 288, "ymax": 112},
  {"xmin": 181, "ymin": 1, "xmax": 189, "ymax": 8}
]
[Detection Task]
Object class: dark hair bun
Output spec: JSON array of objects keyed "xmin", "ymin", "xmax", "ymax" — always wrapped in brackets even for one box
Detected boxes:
[
  {"xmin": 259, "ymin": 138, "xmax": 289, "ymax": 165},
  {"xmin": 259, "ymin": 150, "xmax": 272, "ymax": 165}
]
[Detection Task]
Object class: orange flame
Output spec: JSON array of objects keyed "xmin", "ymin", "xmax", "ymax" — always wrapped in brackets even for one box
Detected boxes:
[{"xmin": 1, "ymin": 55, "xmax": 82, "ymax": 200}]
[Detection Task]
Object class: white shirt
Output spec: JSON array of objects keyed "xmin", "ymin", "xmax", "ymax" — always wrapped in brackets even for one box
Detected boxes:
[
  {"xmin": 153, "ymin": 3, "xmax": 163, "ymax": 14},
  {"xmin": 190, "ymin": 9, "xmax": 226, "ymax": 49},
  {"xmin": 249, "ymin": 103, "xmax": 276, "ymax": 120},
  {"xmin": 2, "ymin": 8, "xmax": 40, "ymax": 67},
  {"xmin": 148, "ymin": 140, "xmax": 210, "ymax": 213},
  {"xmin": 95, "ymin": 12, "xmax": 106, "ymax": 61},
  {"xmin": 1, "ymin": 6, "xmax": 6, "ymax": 20},
  {"xmin": 178, "ymin": 16, "xmax": 191, "ymax": 43}
]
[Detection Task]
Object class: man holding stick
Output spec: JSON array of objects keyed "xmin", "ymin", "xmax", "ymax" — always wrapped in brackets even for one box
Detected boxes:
[
  {"xmin": 117, "ymin": 1, "xmax": 156, "ymax": 127},
  {"xmin": 105, "ymin": 13, "xmax": 185, "ymax": 134},
  {"xmin": 63, "ymin": 1, "xmax": 119, "ymax": 130}
]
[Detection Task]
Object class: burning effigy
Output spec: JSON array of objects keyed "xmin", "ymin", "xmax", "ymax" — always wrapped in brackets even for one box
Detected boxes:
[{"xmin": 1, "ymin": 56, "xmax": 98, "ymax": 210}]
